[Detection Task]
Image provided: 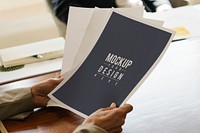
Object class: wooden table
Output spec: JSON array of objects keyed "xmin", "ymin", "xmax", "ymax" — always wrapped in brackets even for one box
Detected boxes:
[{"xmin": 1, "ymin": 72, "xmax": 84, "ymax": 133}]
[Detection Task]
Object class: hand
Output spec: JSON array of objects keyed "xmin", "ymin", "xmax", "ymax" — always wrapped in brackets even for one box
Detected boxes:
[
  {"xmin": 31, "ymin": 77, "xmax": 63, "ymax": 107},
  {"xmin": 83, "ymin": 103, "xmax": 133, "ymax": 133}
]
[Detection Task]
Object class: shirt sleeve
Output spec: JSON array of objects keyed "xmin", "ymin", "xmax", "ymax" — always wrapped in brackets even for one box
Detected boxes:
[
  {"xmin": 73, "ymin": 124, "xmax": 108, "ymax": 133},
  {"xmin": 0, "ymin": 88, "xmax": 34, "ymax": 121}
]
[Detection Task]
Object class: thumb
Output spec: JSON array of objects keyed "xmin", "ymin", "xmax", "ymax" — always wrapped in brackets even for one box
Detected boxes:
[
  {"xmin": 120, "ymin": 104, "xmax": 133, "ymax": 113},
  {"xmin": 52, "ymin": 77, "xmax": 64, "ymax": 84}
]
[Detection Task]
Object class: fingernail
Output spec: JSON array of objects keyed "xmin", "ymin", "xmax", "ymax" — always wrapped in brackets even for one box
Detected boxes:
[{"xmin": 110, "ymin": 102, "xmax": 116, "ymax": 107}]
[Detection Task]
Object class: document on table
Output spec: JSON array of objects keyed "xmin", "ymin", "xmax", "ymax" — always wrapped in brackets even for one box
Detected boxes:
[{"xmin": 144, "ymin": 5, "xmax": 200, "ymax": 40}]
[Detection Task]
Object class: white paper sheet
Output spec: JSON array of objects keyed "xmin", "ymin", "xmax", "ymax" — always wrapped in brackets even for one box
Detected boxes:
[
  {"xmin": 61, "ymin": 7, "xmax": 94, "ymax": 74},
  {"xmin": 61, "ymin": 6, "xmax": 164, "ymax": 75},
  {"xmin": 61, "ymin": 6, "xmax": 145, "ymax": 74},
  {"xmin": 72, "ymin": 8, "xmax": 165, "ymax": 71}
]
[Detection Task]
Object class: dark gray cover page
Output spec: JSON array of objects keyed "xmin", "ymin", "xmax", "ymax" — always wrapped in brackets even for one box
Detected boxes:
[{"xmin": 52, "ymin": 12, "xmax": 173, "ymax": 116}]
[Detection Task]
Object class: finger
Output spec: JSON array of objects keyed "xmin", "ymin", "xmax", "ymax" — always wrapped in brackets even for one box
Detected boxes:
[
  {"xmin": 119, "ymin": 104, "xmax": 133, "ymax": 114},
  {"xmin": 55, "ymin": 77, "xmax": 64, "ymax": 81},
  {"xmin": 49, "ymin": 77, "xmax": 64, "ymax": 85},
  {"xmin": 105, "ymin": 103, "xmax": 117, "ymax": 110},
  {"xmin": 99, "ymin": 103, "xmax": 117, "ymax": 111}
]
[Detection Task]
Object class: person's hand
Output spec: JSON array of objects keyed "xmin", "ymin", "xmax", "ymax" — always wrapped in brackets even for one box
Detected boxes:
[
  {"xmin": 31, "ymin": 77, "xmax": 63, "ymax": 107},
  {"xmin": 83, "ymin": 103, "xmax": 133, "ymax": 133}
]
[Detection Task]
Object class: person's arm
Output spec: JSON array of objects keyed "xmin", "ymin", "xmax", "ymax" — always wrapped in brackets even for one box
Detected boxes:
[
  {"xmin": 0, "ymin": 77, "xmax": 63, "ymax": 121},
  {"xmin": 0, "ymin": 88, "xmax": 34, "ymax": 121},
  {"xmin": 73, "ymin": 124, "xmax": 108, "ymax": 133}
]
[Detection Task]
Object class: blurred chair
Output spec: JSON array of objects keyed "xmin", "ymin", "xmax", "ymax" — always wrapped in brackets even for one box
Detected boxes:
[{"xmin": 169, "ymin": 0, "xmax": 189, "ymax": 7}]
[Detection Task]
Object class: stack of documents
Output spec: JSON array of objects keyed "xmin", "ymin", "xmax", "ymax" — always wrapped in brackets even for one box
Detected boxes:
[{"xmin": 48, "ymin": 6, "xmax": 175, "ymax": 118}]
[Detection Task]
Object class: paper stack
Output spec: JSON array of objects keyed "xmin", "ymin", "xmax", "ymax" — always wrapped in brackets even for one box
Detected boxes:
[{"xmin": 48, "ymin": 6, "xmax": 175, "ymax": 118}]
